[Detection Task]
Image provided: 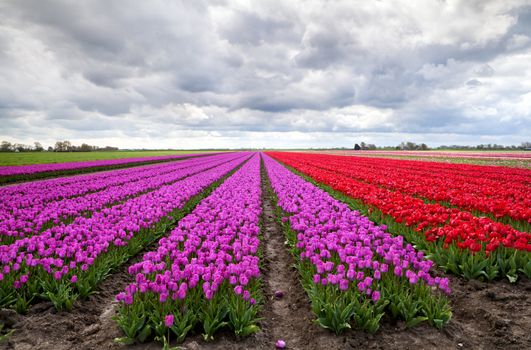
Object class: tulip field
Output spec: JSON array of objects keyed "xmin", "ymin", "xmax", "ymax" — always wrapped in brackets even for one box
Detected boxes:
[{"xmin": 0, "ymin": 151, "xmax": 529, "ymax": 349}]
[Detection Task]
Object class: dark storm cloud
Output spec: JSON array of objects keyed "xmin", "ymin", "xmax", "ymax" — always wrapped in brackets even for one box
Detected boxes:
[{"xmin": 0, "ymin": 0, "xmax": 530, "ymax": 148}]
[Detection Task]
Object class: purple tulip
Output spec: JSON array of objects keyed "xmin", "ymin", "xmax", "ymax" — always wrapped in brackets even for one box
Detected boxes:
[
  {"xmin": 0, "ymin": 153, "xmax": 249, "ymax": 301},
  {"xmin": 164, "ymin": 314, "xmax": 174, "ymax": 327},
  {"xmin": 262, "ymin": 153, "xmax": 450, "ymax": 300},
  {"xmin": 0, "ymin": 153, "xmax": 241, "ymax": 241},
  {"xmin": 115, "ymin": 154, "xmax": 263, "ymax": 340}
]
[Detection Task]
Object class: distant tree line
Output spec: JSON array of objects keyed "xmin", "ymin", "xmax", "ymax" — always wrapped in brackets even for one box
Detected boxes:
[
  {"xmin": 354, "ymin": 141, "xmax": 428, "ymax": 150},
  {"xmin": 435, "ymin": 142, "xmax": 531, "ymax": 150},
  {"xmin": 0, "ymin": 140, "xmax": 119, "ymax": 152},
  {"xmin": 354, "ymin": 142, "xmax": 378, "ymax": 150},
  {"xmin": 353, "ymin": 141, "xmax": 530, "ymax": 151},
  {"xmin": 395, "ymin": 142, "xmax": 429, "ymax": 150}
]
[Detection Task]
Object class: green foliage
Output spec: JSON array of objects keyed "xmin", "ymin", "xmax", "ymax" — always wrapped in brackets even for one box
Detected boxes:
[
  {"xmin": 0, "ymin": 324, "xmax": 15, "ymax": 343},
  {"xmin": 167, "ymin": 309, "xmax": 196, "ymax": 344},
  {"xmin": 201, "ymin": 294, "xmax": 229, "ymax": 342},
  {"xmin": 116, "ymin": 281, "xmax": 262, "ymax": 347},
  {"xmin": 115, "ymin": 301, "xmax": 150, "ymax": 343},
  {"xmin": 42, "ymin": 282, "xmax": 77, "ymax": 312},
  {"xmin": 227, "ymin": 293, "xmax": 261, "ymax": 337}
]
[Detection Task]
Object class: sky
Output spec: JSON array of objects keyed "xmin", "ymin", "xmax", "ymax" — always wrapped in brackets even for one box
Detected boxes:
[{"xmin": 0, "ymin": 0, "xmax": 530, "ymax": 149}]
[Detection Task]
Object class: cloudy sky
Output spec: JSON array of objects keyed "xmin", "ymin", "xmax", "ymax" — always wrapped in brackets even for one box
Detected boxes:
[{"xmin": 1, "ymin": 0, "xmax": 530, "ymax": 149}]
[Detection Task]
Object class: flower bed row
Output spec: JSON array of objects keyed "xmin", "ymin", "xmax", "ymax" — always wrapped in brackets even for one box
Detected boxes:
[
  {"xmin": 268, "ymin": 152, "xmax": 531, "ymax": 282},
  {"xmin": 116, "ymin": 153, "xmax": 262, "ymax": 346},
  {"xmin": 0, "ymin": 153, "xmax": 215, "ymax": 177},
  {"xmin": 319, "ymin": 151, "xmax": 531, "ymax": 181},
  {"xmin": 262, "ymin": 154, "xmax": 451, "ymax": 334},
  {"xmin": 339, "ymin": 150, "xmax": 531, "ymax": 159},
  {"xmin": 281, "ymin": 153, "xmax": 530, "ymax": 224},
  {"xmin": 0, "ymin": 154, "xmax": 220, "ymax": 213},
  {"xmin": 0, "ymin": 153, "xmax": 244, "ymax": 243},
  {"xmin": 0, "ymin": 153, "xmax": 222, "ymax": 185},
  {"xmin": 0, "ymin": 153, "xmax": 250, "ymax": 313}
]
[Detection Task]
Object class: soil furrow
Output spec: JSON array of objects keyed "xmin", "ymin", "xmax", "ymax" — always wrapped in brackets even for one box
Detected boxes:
[
  {"xmin": 0, "ymin": 255, "xmax": 139, "ymax": 350},
  {"xmin": 256, "ymin": 160, "xmax": 321, "ymax": 350}
]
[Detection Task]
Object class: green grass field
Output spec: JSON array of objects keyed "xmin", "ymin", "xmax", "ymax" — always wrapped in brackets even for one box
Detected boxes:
[{"xmin": 0, "ymin": 150, "xmax": 219, "ymax": 166}]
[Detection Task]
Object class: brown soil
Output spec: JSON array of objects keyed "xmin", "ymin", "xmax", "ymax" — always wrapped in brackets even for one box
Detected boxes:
[{"xmin": 1, "ymin": 174, "xmax": 530, "ymax": 350}]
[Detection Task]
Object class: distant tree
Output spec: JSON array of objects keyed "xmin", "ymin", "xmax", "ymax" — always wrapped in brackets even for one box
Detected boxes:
[
  {"xmin": 397, "ymin": 141, "xmax": 425, "ymax": 150},
  {"xmin": 63, "ymin": 140, "xmax": 73, "ymax": 151},
  {"xmin": 419, "ymin": 143, "xmax": 428, "ymax": 150},
  {"xmin": 54, "ymin": 140, "xmax": 74, "ymax": 152},
  {"xmin": 34, "ymin": 142, "xmax": 44, "ymax": 152},
  {"xmin": 47, "ymin": 146, "xmax": 53, "ymax": 152},
  {"xmin": 367, "ymin": 144, "xmax": 377, "ymax": 150},
  {"xmin": 0, "ymin": 141, "xmax": 12, "ymax": 152},
  {"xmin": 54, "ymin": 141, "xmax": 65, "ymax": 152},
  {"xmin": 79, "ymin": 143, "xmax": 93, "ymax": 152},
  {"xmin": 360, "ymin": 142, "xmax": 367, "ymax": 150},
  {"xmin": 405, "ymin": 141, "xmax": 417, "ymax": 150},
  {"xmin": 14, "ymin": 143, "xmax": 31, "ymax": 152}
]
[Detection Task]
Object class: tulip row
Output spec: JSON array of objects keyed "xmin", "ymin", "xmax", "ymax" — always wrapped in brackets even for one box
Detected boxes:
[
  {"xmin": 0, "ymin": 153, "xmax": 220, "ymax": 214},
  {"xmin": 319, "ymin": 151, "xmax": 531, "ymax": 181},
  {"xmin": 282, "ymin": 153, "xmax": 530, "ymax": 225},
  {"xmin": 0, "ymin": 153, "xmax": 250, "ymax": 313},
  {"xmin": 0, "ymin": 153, "xmax": 244, "ymax": 244},
  {"xmin": 262, "ymin": 154, "xmax": 451, "ymax": 334},
  {"xmin": 0, "ymin": 154, "xmax": 216, "ymax": 184},
  {"xmin": 348, "ymin": 150, "xmax": 531, "ymax": 159},
  {"xmin": 0, "ymin": 154, "xmax": 185, "ymax": 176},
  {"xmin": 267, "ymin": 152, "xmax": 531, "ymax": 282},
  {"xmin": 116, "ymin": 153, "xmax": 262, "ymax": 346}
]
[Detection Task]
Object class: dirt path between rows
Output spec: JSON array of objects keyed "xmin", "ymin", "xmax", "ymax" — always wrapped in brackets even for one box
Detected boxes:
[
  {"xmin": 0, "ymin": 164, "xmax": 530, "ymax": 349},
  {"xmin": 255, "ymin": 164, "xmax": 340, "ymax": 350},
  {"xmin": 0, "ymin": 256, "xmax": 136, "ymax": 350}
]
